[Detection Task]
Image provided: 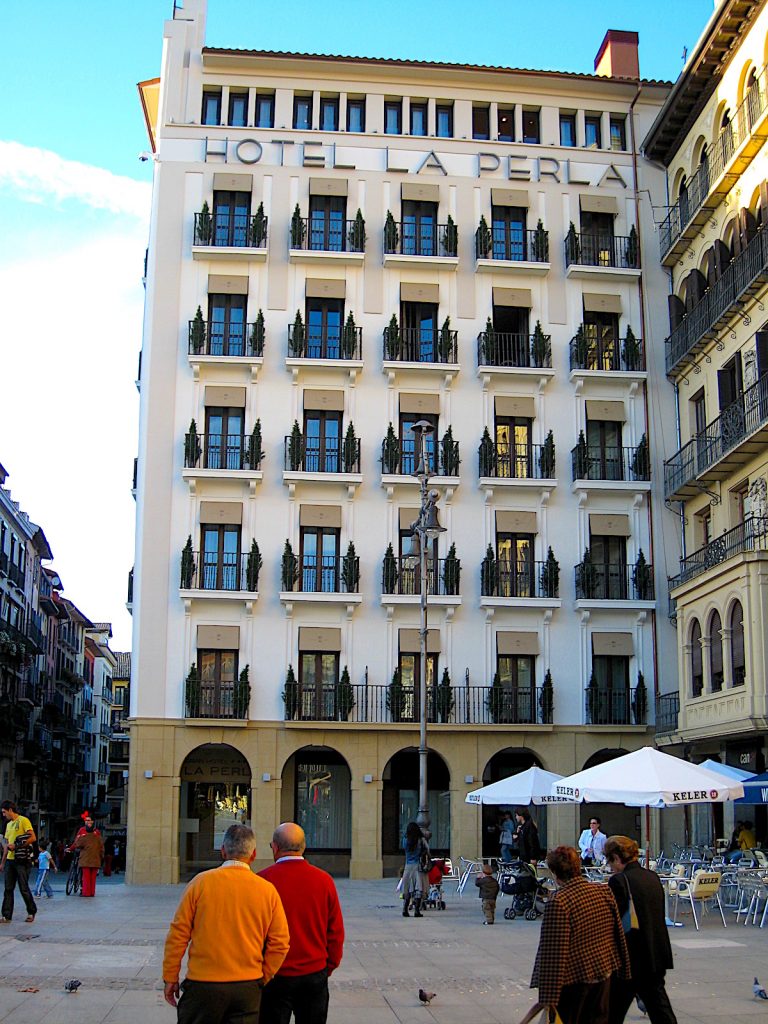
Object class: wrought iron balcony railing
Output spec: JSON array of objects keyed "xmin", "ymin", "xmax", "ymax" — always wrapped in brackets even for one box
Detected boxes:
[
  {"xmin": 479, "ymin": 442, "xmax": 555, "ymax": 480},
  {"xmin": 382, "ymin": 326, "xmax": 457, "ymax": 363},
  {"xmin": 666, "ymin": 225, "xmax": 768, "ymax": 375},
  {"xmin": 380, "ymin": 436, "xmax": 460, "ymax": 477},
  {"xmin": 571, "ymin": 444, "xmax": 650, "ymax": 482},
  {"xmin": 565, "ymin": 232, "xmax": 639, "ymax": 270},
  {"xmin": 384, "ymin": 222, "xmax": 458, "ymax": 258},
  {"xmin": 655, "ymin": 693, "xmax": 680, "ymax": 736},
  {"xmin": 283, "ymin": 554, "xmax": 360, "ymax": 594},
  {"xmin": 188, "ymin": 319, "xmax": 264, "ymax": 357},
  {"xmin": 575, "ymin": 561, "xmax": 655, "ymax": 600},
  {"xmin": 585, "ymin": 685, "xmax": 646, "ymax": 725},
  {"xmin": 475, "ymin": 227, "xmax": 549, "ymax": 262},
  {"xmin": 127, "ymin": 568, "xmax": 133, "ymax": 605},
  {"xmin": 193, "ymin": 211, "xmax": 268, "ymax": 249},
  {"xmin": 569, "ymin": 329, "xmax": 645, "ymax": 371},
  {"xmin": 0, "ymin": 551, "xmax": 7, "ymax": 575},
  {"xmin": 669, "ymin": 515, "xmax": 768, "ymax": 589},
  {"xmin": 481, "ymin": 559, "xmax": 559, "ymax": 599},
  {"xmin": 381, "ymin": 556, "xmax": 461, "ymax": 596},
  {"xmin": 184, "ymin": 679, "xmax": 249, "ymax": 720},
  {"xmin": 288, "ymin": 322, "xmax": 362, "ymax": 360},
  {"xmin": 179, "ymin": 551, "xmax": 258, "ymax": 592},
  {"xmin": 183, "ymin": 433, "xmax": 263, "ymax": 471},
  {"xmin": 7, "ymin": 561, "xmax": 25, "ymax": 589},
  {"xmin": 289, "ymin": 217, "xmax": 365, "ymax": 253},
  {"xmin": 284, "ymin": 434, "xmax": 361, "ymax": 474},
  {"xmin": 664, "ymin": 372, "xmax": 768, "ymax": 498},
  {"xmin": 476, "ymin": 331, "xmax": 552, "ymax": 368}
]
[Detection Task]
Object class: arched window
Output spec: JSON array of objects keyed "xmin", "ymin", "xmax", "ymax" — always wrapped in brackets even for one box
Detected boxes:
[
  {"xmin": 746, "ymin": 68, "xmax": 761, "ymax": 128},
  {"xmin": 709, "ymin": 611, "xmax": 723, "ymax": 692},
  {"xmin": 730, "ymin": 601, "xmax": 745, "ymax": 685},
  {"xmin": 721, "ymin": 108, "xmax": 734, "ymax": 164},
  {"xmin": 679, "ymin": 174, "xmax": 689, "ymax": 226},
  {"xmin": 690, "ymin": 619, "xmax": 703, "ymax": 697},
  {"xmin": 698, "ymin": 143, "xmax": 710, "ymax": 195}
]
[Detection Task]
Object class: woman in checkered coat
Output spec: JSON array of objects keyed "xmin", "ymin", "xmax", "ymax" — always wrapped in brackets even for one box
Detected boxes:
[{"xmin": 531, "ymin": 846, "xmax": 630, "ymax": 1024}]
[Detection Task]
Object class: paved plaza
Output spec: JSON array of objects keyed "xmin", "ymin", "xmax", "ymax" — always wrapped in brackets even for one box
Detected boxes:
[{"xmin": 0, "ymin": 873, "xmax": 765, "ymax": 1023}]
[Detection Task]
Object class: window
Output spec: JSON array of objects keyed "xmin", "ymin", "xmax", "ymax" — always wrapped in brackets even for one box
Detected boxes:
[
  {"xmin": 522, "ymin": 109, "xmax": 540, "ymax": 144},
  {"xmin": 200, "ymin": 524, "xmax": 241, "ymax": 591},
  {"xmin": 609, "ymin": 116, "xmax": 626, "ymax": 151},
  {"xmin": 590, "ymin": 655, "xmax": 629, "ymax": 724},
  {"xmin": 347, "ymin": 98, "xmax": 365, "ymax": 132},
  {"xmin": 204, "ymin": 406, "xmax": 244, "ymax": 469},
  {"xmin": 495, "ymin": 416, "xmax": 532, "ymax": 479},
  {"xmin": 498, "ymin": 107, "xmax": 514, "ymax": 142},
  {"xmin": 197, "ymin": 649, "xmax": 238, "ymax": 718},
  {"xmin": 496, "ymin": 532, "xmax": 534, "ymax": 597},
  {"xmin": 495, "ymin": 655, "xmax": 536, "ymax": 723},
  {"xmin": 730, "ymin": 601, "xmax": 745, "ymax": 685},
  {"xmin": 303, "ymin": 298, "xmax": 342, "ymax": 359},
  {"xmin": 213, "ymin": 190, "xmax": 251, "ymax": 247},
  {"xmin": 255, "ymin": 93, "xmax": 274, "ymax": 128},
  {"xmin": 585, "ymin": 419, "xmax": 623, "ymax": 481},
  {"xmin": 582, "ymin": 310, "xmax": 620, "ymax": 370},
  {"xmin": 319, "ymin": 96, "xmax": 339, "ymax": 131},
  {"xmin": 491, "ymin": 304, "xmax": 530, "ymax": 366},
  {"xmin": 385, "ymin": 100, "xmax": 402, "ymax": 135},
  {"xmin": 293, "ymin": 94, "xmax": 313, "ymax": 130},
  {"xmin": 398, "ymin": 510, "xmax": 438, "ymax": 594},
  {"xmin": 473, "ymin": 105, "xmax": 490, "ymax": 140},
  {"xmin": 397, "ymin": 651, "xmax": 438, "ymax": 722},
  {"xmin": 436, "ymin": 104, "xmax": 453, "ymax": 138},
  {"xmin": 299, "ymin": 526, "xmax": 340, "ymax": 592},
  {"xmin": 718, "ymin": 353, "xmax": 743, "ymax": 411},
  {"xmin": 201, "ymin": 89, "xmax": 222, "ymax": 125},
  {"xmin": 731, "ymin": 480, "xmax": 750, "ymax": 526},
  {"xmin": 208, "ymin": 294, "xmax": 246, "ymax": 356},
  {"xmin": 492, "ymin": 205, "xmax": 527, "ymax": 261},
  {"xmin": 303, "ymin": 410, "xmax": 341, "ymax": 473},
  {"xmin": 298, "ymin": 652, "xmax": 340, "ymax": 720},
  {"xmin": 585, "ymin": 115, "xmax": 602, "ymax": 149},
  {"xmin": 401, "ymin": 300, "xmax": 438, "ymax": 362},
  {"xmin": 402, "ymin": 199, "xmax": 438, "ymax": 256},
  {"xmin": 398, "ymin": 412, "xmax": 438, "ymax": 475},
  {"xmin": 559, "ymin": 113, "xmax": 576, "ymax": 147},
  {"xmin": 308, "ymin": 195, "xmax": 346, "ymax": 252},
  {"xmin": 589, "ymin": 534, "xmax": 627, "ymax": 599},
  {"xmin": 410, "ymin": 102, "xmax": 427, "ymax": 137},
  {"xmin": 228, "ymin": 91, "xmax": 248, "ymax": 127},
  {"xmin": 579, "ymin": 210, "xmax": 615, "ymax": 266},
  {"xmin": 709, "ymin": 611, "xmax": 723, "ymax": 692},
  {"xmin": 295, "ymin": 754, "xmax": 351, "ymax": 843},
  {"xmin": 696, "ymin": 508, "xmax": 712, "ymax": 548},
  {"xmin": 690, "ymin": 619, "xmax": 703, "ymax": 697}
]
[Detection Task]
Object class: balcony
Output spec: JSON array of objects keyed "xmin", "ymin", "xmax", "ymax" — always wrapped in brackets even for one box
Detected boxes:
[
  {"xmin": 476, "ymin": 330, "xmax": 552, "ymax": 373},
  {"xmin": 192, "ymin": 210, "xmax": 268, "ymax": 262},
  {"xmin": 7, "ymin": 560, "xmax": 25, "ymax": 590},
  {"xmin": 383, "ymin": 222, "xmax": 459, "ymax": 270},
  {"xmin": 569, "ymin": 329, "xmax": 646, "ymax": 377},
  {"xmin": 26, "ymin": 617, "xmax": 45, "ymax": 653},
  {"xmin": 564, "ymin": 232, "xmax": 640, "ymax": 281},
  {"xmin": 664, "ymin": 374, "xmax": 768, "ymax": 500},
  {"xmin": 571, "ymin": 443, "xmax": 650, "ymax": 492},
  {"xmin": 584, "ymin": 686, "xmax": 647, "ymax": 726},
  {"xmin": 288, "ymin": 217, "xmax": 365, "ymax": 264},
  {"xmin": 382, "ymin": 326, "xmax": 458, "ymax": 374},
  {"xmin": 284, "ymin": 682, "xmax": 550, "ymax": 725},
  {"xmin": 380, "ymin": 436, "xmax": 460, "ymax": 485},
  {"xmin": 575, "ymin": 561, "xmax": 655, "ymax": 603},
  {"xmin": 284, "ymin": 434, "xmax": 360, "ymax": 475},
  {"xmin": 0, "ymin": 551, "xmax": 7, "ymax": 576},
  {"xmin": 179, "ymin": 551, "xmax": 258, "ymax": 597},
  {"xmin": 188, "ymin": 319, "xmax": 264, "ymax": 361},
  {"xmin": 669, "ymin": 515, "xmax": 768, "ymax": 591},
  {"xmin": 126, "ymin": 568, "xmax": 133, "ymax": 612},
  {"xmin": 479, "ymin": 442, "xmax": 555, "ymax": 489},
  {"xmin": 655, "ymin": 693, "xmax": 680, "ymax": 738},
  {"xmin": 475, "ymin": 227, "xmax": 550, "ymax": 276},
  {"xmin": 280, "ymin": 554, "xmax": 361, "ymax": 607},
  {"xmin": 184, "ymin": 678, "xmax": 249, "ymax": 721},
  {"xmin": 381, "ymin": 556, "xmax": 461, "ymax": 599},
  {"xmin": 182, "ymin": 433, "xmax": 264, "ymax": 489},
  {"xmin": 660, "ymin": 66, "xmax": 768, "ymax": 263},
  {"xmin": 286, "ymin": 323, "xmax": 362, "ymax": 369},
  {"xmin": 480, "ymin": 559, "xmax": 560, "ymax": 602},
  {"xmin": 666, "ymin": 225, "xmax": 768, "ymax": 376}
]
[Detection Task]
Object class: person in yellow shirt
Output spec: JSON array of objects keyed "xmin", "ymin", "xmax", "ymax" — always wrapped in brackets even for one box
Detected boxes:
[
  {"xmin": 163, "ymin": 823, "xmax": 290, "ymax": 1024},
  {"xmin": 738, "ymin": 821, "xmax": 757, "ymax": 851},
  {"xmin": 0, "ymin": 800, "xmax": 37, "ymax": 923}
]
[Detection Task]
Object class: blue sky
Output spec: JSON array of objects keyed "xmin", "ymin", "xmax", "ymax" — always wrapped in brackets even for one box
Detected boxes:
[{"xmin": 0, "ymin": 0, "xmax": 713, "ymax": 649}]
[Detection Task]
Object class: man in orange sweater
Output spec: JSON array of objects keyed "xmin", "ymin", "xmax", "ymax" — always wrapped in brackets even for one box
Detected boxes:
[
  {"xmin": 258, "ymin": 822, "xmax": 344, "ymax": 1024},
  {"xmin": 163, "ymin": 824, "xmax": 290, "ymax": 1023}
]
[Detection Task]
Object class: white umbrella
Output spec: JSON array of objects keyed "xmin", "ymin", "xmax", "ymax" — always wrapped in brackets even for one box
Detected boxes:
[{"xmin": 466, "ymin": 766, "xmax": 567, "ymax": 806}]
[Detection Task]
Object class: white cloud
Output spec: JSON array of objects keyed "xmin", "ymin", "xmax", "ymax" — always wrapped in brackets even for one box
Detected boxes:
[{"xmin": 0, "ymin": 140, "xmax": 151, "ymax": 221}]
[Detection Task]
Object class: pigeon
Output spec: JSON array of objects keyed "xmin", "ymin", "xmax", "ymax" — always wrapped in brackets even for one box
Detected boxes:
[
  {"xmin": 64, "ymin": 979, "xmax": 82, "ymax": 994},
  {"xmin": 418, "ymin": 989, "xmax": 437, "ymax": 1006},
  {"xmin": 754, "ymin": 977, "xmax": 768, "ymax": 1000}
]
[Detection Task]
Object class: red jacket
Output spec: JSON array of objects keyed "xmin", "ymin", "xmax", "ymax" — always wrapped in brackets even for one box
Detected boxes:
[{"xmin": 259, "ymin": 858, "xmax": 344, "ymax": 977}]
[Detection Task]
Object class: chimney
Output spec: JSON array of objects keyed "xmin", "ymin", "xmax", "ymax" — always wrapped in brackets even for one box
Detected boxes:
[{"xmin": 594, "ymin": 30, "xmax": 640, "ymax": 79}]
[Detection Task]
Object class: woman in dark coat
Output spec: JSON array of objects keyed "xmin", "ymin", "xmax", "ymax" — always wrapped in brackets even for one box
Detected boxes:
[
  {"xmin": 73, "ymin": 817, "xmax": 104, "ymax": 897},
  {"xmin": 514, "ymin": 809, "xmax": 541, "ymax": 863}
]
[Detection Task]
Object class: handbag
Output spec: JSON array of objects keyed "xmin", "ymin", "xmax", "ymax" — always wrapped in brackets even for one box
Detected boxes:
[
  {"xmin": 12, "ymin": 840, "xmax": 33, "ymax": 864},
  {"xmin": 619, "ymin": 873, "xmax": 639, "ymax": 933},
  {"xmin": 418, "ymin": 841, "xmax": 431, "ymax": 874},
  {"xmin": 518, "ymin": 1005, "xmax": 564, "ymax": 1024}
]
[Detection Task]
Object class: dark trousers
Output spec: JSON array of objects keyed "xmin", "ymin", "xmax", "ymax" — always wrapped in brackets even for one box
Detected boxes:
[
  {"xmin": 2, "ymin": 860, "xmax": 37, "ymax": 920},
  {"xmin": 557, "ymin": 979, "xmax": 611, "ymax": 1024},
  {"xmin": 610, "ymin": 974, "xmax": 678, "ymax": 1024},
  {"xmin": 260, "ymin": 970, "xmax": 329, "ymax": 1024},
  {"xmin": 177, "ymin": 979, "xmax": 262, "ymax": 1024}
]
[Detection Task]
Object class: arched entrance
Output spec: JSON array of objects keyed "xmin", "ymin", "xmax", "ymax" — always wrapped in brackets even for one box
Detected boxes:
[
  {"xmin": 382, "ymin": 748, "xmax": 450, "ymax": 875},
  {"xmin": 580, "ymin": 748, "xmax": 636, "ymax": 840},
  {"xmin": 282, "ymin": 745, "xmax": 351, "ymax": 876},
  {"xmin": 179, "ymin": 743, "xmax": 251, "ymax": 878},
  {"xmin": 480, "ymin": 748, "xmax": 547, "ymax": 857}
]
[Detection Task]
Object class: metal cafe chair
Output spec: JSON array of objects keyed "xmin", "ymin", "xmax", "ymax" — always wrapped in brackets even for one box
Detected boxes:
[{"xmin": 672, "ymin": 870, "xmax": 727, "ymax": 930}]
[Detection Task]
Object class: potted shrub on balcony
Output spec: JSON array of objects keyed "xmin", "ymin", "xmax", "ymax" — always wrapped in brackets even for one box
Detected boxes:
[
  {"xmin": 540, "ymin": 547, "xmax": 560, "ymax": 599},
  {"xmin": 288, "ymin": 421, "xmax": 303, "ymax": 471},
  {"xmin": 539, "ymin": 430, "xmax": 556, "ymax": 478},
  {"xmin": 631, "ymin": 432, "xmax": 649, "ymax": 480},
  {"xmin": 540, "ymin": 669, "xmax": 554, "ymax": 724},
  {"xmin": 443, "ymin": 542, "xmax": 461, "ymax": 596},
  {"xmin": 289, "ymin": 310, "xmax": 305, "ymax": 356},
  {"xmin": 336, "ymin": 665, "xmax": 355, "ymax": 721},
  {"xmin": 586, "ymin": 669, "xmax": 600, "ymax": 725},
  {"xmin": 387, "ymin": 667, "xmax": 406, "ymax": 723},
  {"xmin": 341, "ymin": 541, "xmax": 360, "ymax": 593},
  {"xmin": 487, "ymin": 671, "xmax": 506, "ymax": 724},
  {"xmin": 245, "ymin": 540, "xmax": 262, "ymax": 592},
  {"xmin": 481, "ymin": 544, "xmax": 497, "ymax": 596},
  {"xmin": 234, "ymin": 665, "xmax": 250, "ymax": 719},
  {"xmin": 479, "ymin": 427, "xmax": 495, "ymax": 478},
  {"xmin": 247, "ymin": 420, "xmax": 263, "ymax": 470},
  {"xmin": 625, "ymin": 225, "xmax": 639, "ymax": 268},
  {"xmin": 342, "ymin": 423, "xmax": 358, "ymax": 473},
  {"xmin": 476, "ymin": 215, "xmax": 492, "ymax": 258},
  {"xmin": 532, "ymin": 219, "xmax": 549, "ymax": 261},
  {"xmin": 190, "ymin": 306, "xmax": 205, "ymax": 354},
  {"xmin": 185, "ymin": 664, "xmax": 201, "ymax": 718},
  {"xmin": 185, "ymin": 419, "xmax": 202, "ymax": 468},
  {"xmin": 435, "ymin": 667, "xmax": 454, "ymax": 723},
  {"xmin": 574, "ymin": 429, "xmax": 588, "ymax": 479},
  {"xmin": 443, "ymin": 214, "xmax": 458, "ymax": 257},
  {"xmin": 348, "ymin": 209, "xmax": 366, "ymax": 252},
  {"xmin": 439, "ymin": 316, "xmax": 454, "ymax": 362},
  {"xmin": 382, "ymin": 423, "xmax": 401, "ymax": 474},
  {"xmin": 633, "ymin": 549, "xmax": 652, "ymax": 600},
  {"xmin": 384, "ymin": 210, "xmax": 399, "ymax": 253},
  {"xmin": 481, "ymin": 317, "xmax": 498, "ymax": 366},
  {"xmin": 632, "ymin": 671, "xmax": 648, "ymax": 725},
  {"xmin": 281, "ymin": 540, "xmax": 299, "ymax": 592},
  {"xmin": 250, "ymin": 310, "xmax": 265, "ymax": 356},
  {"xmin": 197, "ymin": 200, "xmax": 212, "ymax": 244},
  {"xmin": 622, "ymin": 325, "xmax": 641, "ymax": 372},
  {"xmin": 290, "ymin": 203, "xmax": 305, "ymax": 248},
  {"xmin": 565, "ymin": 221, "xmax": 580, "ymax": 264},
  {"xmin": 180, "ymin": 535, "xmax": 195, "ymax": 589},
  {"xmin": 382, "ymin": 542, "xmax": 398, "ymax": 594},
  {"xmin": 282, "ymin": 664, "xmax": 299, "ymax": 720},
  {"xmin": 251, "ymin": 202, "xmax": 266, "ymax": 247},
  {"xmin": 384, "ymin": 314, "xmax": 400, "ymax": 359},
  {"xmin": 532, "ymin": 320, "xmax": 550, "ymax": 368},
  {"xmin": 341, "ymin": 312, "xmax": 358, "ymax": 359},
  {"xmin": 573, "ymin": 324, "xmax": 589, "ymax": 368},
  {"xmin": 578, "ymin": 547, "xmax": 597, "ymax": 599},
  {"xmin": 441, "ymin": 425, "xmax": 460, "ymax": 477}
]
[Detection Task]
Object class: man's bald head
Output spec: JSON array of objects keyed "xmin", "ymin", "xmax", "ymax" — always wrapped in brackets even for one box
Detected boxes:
[{"xmin": 272, "ymin": 822, "xmax": 306, "ymax": 856}]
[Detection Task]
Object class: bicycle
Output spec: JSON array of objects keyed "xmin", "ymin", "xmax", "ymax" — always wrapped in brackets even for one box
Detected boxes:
[{"xmin": 65, "ymin": 850, "xmax": 82, "ymax": 895}]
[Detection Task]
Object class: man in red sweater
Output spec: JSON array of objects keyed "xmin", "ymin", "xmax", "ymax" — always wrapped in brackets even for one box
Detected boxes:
[{"xmin": 258, "ymin": 822, "xmax": 344, "ymax": 1024}]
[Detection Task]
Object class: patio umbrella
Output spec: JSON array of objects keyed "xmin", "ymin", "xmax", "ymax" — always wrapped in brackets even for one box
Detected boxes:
[
  {"xmin": 697, "ymin": 759, "xmax": 754, "ymax": 783},
  {"xmin": 735, "ymin": 769, "xmax": 768, "ymax": 805},
  {"xmin": 466, "ymin": 766, "xmax": 567, "ymax": 805}
]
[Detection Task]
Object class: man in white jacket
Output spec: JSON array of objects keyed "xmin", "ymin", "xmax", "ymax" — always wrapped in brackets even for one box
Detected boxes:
[{"xmin": 578, "ymin": 816, "xmax": 607, "ymax": 866}]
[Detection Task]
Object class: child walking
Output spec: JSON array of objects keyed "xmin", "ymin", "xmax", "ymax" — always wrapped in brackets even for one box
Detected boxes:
[
  {"xmin": 33, "ymin": 841, "xmax": 57, "ymax": 898},
  {"xmin": 475, "ymin": 863, "xmax": 500, "ymax": 924}
]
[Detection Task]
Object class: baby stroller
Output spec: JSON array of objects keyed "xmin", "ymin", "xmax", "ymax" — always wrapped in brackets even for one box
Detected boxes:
[
  {"xmin": 500, "ymin": 861, "xmax": 548, "ymax": 921},
  {"xmin": 423, "ymin": 858, "xmax": 449, "ymax": 911}
]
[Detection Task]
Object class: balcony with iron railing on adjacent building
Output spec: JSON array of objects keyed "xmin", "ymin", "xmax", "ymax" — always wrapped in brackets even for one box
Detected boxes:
[
  {"xmin": 655, "ymin": 693, "xmax": 680, "ymax": 738},
  {"xmin": 284, "ymin": 433, "xmax": 361, "ymax": 477},
  {"xmin": 188, "ymin": 318, "xmax": 264, "ymax": 359},
  {"xmin": 564, "ymin": 231, "xmax": 640, "ymax": 280},
  {"xmin": 184, "ymin": 678, "xmax": 250, "ymax": 721},
  {"xmin": 584, "ymin": 685, "xmax": 647, "ymax": 726},
  {"xmin": 669, "ymin": 516, "xmax": 768, "ymax": 592},
  {"xmin": 180, "ymin": 550, "xmax": 258, "ymax": 595},
  {"xmin": 382, "ymin": 325, "xmax": 458, "ymax": 366},
  {"xmin": 480, "ymin": 559, "xmax": 560, "ymax": 601},
  {"xmin": 7, "ymin": 560, "xmax": 25, "ymax": 590},
  {"xmin": 288, "ymin": 216, "xmax": 365, "ymax": 263},
  {"xmin": 380, "ymin": 436, "xmax": 460, "ymax": 480},
  {"xmin": 569, "ymin": 328, "xmax": 646, "ymax": 375},
  {"xmin": 659, "ymin": 65, "xmax": 768, "ymax": 263},
  {"xmin": 664, "ymin": 374, "xmax": 768, "ymax": 500},
  {"xmin": 575, "ymin": 560, "xmax": 655, "ymax": 602},
  {"xmin": 192, "ymin": 210, "xmax": 268, "ymax": 259},
  {"xmin": 287, "ymin": 321, "xmax": 362, "ymax": 362},
  {"xmin": 474, "ymin": 225, "xmax": 550, "ymax": 275},
  {"xmin": 571, "ymin": 442, "xmax": 651, "ymax": 489},
  {"xmin": 381, "ymin": 556, "xmax": 461, "ymax": 598},
  {"xmin": 383, "ymin": 221, "xmax": 459, "ymax": 269}
]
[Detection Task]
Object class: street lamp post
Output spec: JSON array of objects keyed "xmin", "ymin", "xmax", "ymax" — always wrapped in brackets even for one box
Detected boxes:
[{"xmin": 409, "ymin": 420, "xmax": 445, "ymax": 842}]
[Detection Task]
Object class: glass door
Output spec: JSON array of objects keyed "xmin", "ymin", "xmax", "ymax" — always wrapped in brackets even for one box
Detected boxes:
[
  {"xmin": 398, "ymin": 652, "xmax": 437, "ymax": 722},
  {"xmin": 309, "ymin": 196, "xmax": 345, "ymax": 252},
  {"xmin": 497, "ymin": 655, "xmax": 535, "ymax": 723},
  {"xmin": 586, "ymin": 420, "xmax": 623, "ymax": 480},
  {"xmin": 306, "ymin": 299, "xmax": 343, "ymax": 359},
  {"xmin": 497, "ymin": 534, "xmax": 534, "ymax": 597},
  {"xmin": 399, "ymin": 412, "xmax": 437, "ymax": 474},
  {"xmin": 401, "ymin": 302, "xmax": 438, "ymax": 362},
  {"xmin": 201, "ymin": 525, "xmax": 240, "ymax": 591},
  {"xmin": 299, "ymin": 652, "xmax": 339, "ymax": 720},
  {"xmin": 495, "ymin": 417, "xmax": 532, "ymax": 478},
  {"xmin": 303, "ymin": 412, "xmax": 341, "ymax": 473},
  {"xmin": 205, "ymin": 407, "xmax": 244, "ymax": 469},
  {"xmin": 590, "ymin": 535, "xmax": 627, "ymax": 599},
  {"xmin": 402, "ymin": 201, "xmax": 437, "ymax": 256},
  {"xmin": 213, "ymin": 190, "xmax": 250, "ymax": 247},
  {"xmin": 208, "ymin": 294, "xmax": 245, "ymax": 356},
  {"xmin": 492, "ymin": 205, "xmax": 526, "ymax": 261},
  {"xmin": 198, "ymin": 650, "xmax": 238, "ymax": 717},
  {"xmin": 300, "ymin": 528, "xmax": 339, "ymax": 592}
]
